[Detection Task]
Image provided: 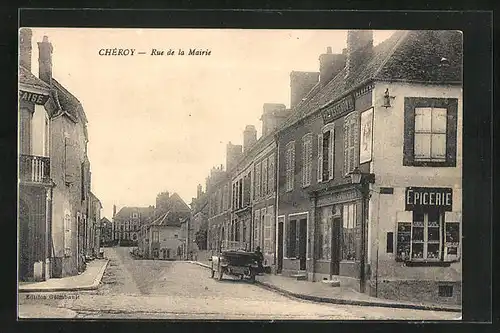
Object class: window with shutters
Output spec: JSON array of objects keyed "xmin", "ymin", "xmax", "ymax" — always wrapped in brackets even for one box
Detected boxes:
[
  {"xmin": 263, "ymin": 205, "xmax": 274, "ymax": 253},
  {"xmin": 268, "ymin": 154, "xmax": 275, "ymax": 194},
  {"xmin": 318, "ymin": 124, "xmax": 335, "ymax": 182},
  {"xmin": 260, "ymin": 208, "xmax": 267, "ymax": 251},
  {"xmin": 262, "ymin": 158, "xmax": 268, "ymax": 197},
  {"xmin": 254, "ymin": 209, "xmax": 260, "ymax": 249},
  {"xmin": 285, "ymin": 141, "xmax": 295, "ymax": 192},
  {"xmin": 255, "ymin": 162, "xmax": 261, "ymax": 199},
  {"xmin": 344, "ymin": 112, "xmax": 359, "ymax": 175},
  {"xmin": 302, "ymin": 133, "xmax": 313, "ymax": 187},
  {"xmin": 403, "ymin": 97, "xmax": 458, "ymax": 167}
]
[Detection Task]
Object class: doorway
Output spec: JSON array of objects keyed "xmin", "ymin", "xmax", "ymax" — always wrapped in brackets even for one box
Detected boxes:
[
  {"xmin": 277, "ymin": 221, "xmax": 284, "ymax": 274},
  {"xmin": 298, "ymin": 219, "xmax": 307, "ymax": 271},
  {"xmin": 19, "ymin": 200, "xmax": 31, "ymax": 281},
  {"xmin": 330, "ymin": 217, "xmax": 341, "ymax": 276}
]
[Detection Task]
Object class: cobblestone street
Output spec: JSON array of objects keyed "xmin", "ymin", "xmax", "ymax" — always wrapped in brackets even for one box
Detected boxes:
[{"xmin": 18, "ymin": 247, "xmax": 461, "ymax": 320}]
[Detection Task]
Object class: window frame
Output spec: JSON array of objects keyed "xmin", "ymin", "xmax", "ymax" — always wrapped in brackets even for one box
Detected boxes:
[
  {"xmin": 285, "ymin": 141, "xmax": 295, "ymax": 192},
  {"xmin": 343, "ymin": 112, "xmax": 360, "ymax": 176},
  {"xmin": 403, "ymin": 97, "xmax": 458, "ymax": 167},
  {"xmin": 302, "ymin": 133, "xmax": 313, "ymax": 187}
]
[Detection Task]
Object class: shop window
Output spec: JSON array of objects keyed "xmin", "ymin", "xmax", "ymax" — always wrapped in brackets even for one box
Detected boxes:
[
  {"xmin": 396, "ymin": 209, "xmax": 460, "ymax": 262},
  {"xmin": 342, "ymin": 203, "xmax": 357, "ymax": 261},
  {"xmin": 403, "ymin": 97, "xmax": 458, "ymax": 167},
  {"xmin": 285, "ymin": 141, "xmax": 295, "ymax": 192},
  {"xmin": 438, "ymin": 285, "xmax": 454, "ymax": 297},
  {"xmin": 318, "ymin": 206, "xmax": 332, "ymax": 260},
  {"xmin": 302, "ymin": 133, "xmax": 313, "ymax": 187}
]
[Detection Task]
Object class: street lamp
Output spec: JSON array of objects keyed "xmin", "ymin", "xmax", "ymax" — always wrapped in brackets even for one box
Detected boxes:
[{"xmin": 349, "ymin": 167, "xmax": 375, "ymax": 294}]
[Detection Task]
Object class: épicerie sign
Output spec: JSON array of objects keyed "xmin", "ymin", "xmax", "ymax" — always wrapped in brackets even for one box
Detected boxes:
[
  {"xmin": 321, "ymin": 94, "xmax": 355, "ymax": 124},
  {"xmin": 405, "ymin": 187, "xmax": 453, "ymax": 211},
  {"xmin": 19, "ymin": 90, "xmax": 49, "ymax": 105}
]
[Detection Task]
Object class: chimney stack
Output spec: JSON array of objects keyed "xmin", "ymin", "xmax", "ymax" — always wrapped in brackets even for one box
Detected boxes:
[
  {"xmin": 346, "ymin": 30, "xmax": 373, "ymax": 81},
  {"xmin": 197, "ymin": 184, "xmax": 203, "ymax": 198},
  {"xmin": 261, "ymin": 103, "xmax": 288, "ymax": 136},
  {"xmin": 243, "ymin": 125, "xmax": 257, "ymax": 152},
  {"xmin": 319, "ymin": 47, "xmax": 347, "ymax": 87},
  {"xmin": 113, "ymin": 205, "xmax": 117, "ymax": 218},
  {"xmin": 226, "ymin": 142, "xmax": 242, "ymax": 172},
  {"xmin": 290, "ymin": 71, "xmax": 319, "ymax": 109},
  {"xmin": 38, "ymin": 36, "xmax": 53, "ymax": 85},
  {"xmin": 19, "ymin": 28, "xmax": 32, "ymax": 71}
]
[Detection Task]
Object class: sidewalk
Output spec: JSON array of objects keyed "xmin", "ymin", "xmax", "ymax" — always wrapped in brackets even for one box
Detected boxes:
[
  {"xmin": 19, "ymin": 259, "xmax": 109, "ymax": 293},
  {"xmin": 191, "ymin": 261, "xmax": 461, "ymax": 313}
]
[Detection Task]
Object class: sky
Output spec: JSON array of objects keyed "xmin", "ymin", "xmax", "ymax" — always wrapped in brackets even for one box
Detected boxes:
[{"xmin": 27, "ymin": 28, "xmax": 395, "ymax": 219}]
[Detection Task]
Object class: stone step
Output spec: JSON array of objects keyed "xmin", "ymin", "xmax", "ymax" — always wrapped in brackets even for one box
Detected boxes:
[
  {"xmin": 291, "ymin": 271, "xmax": 308, "ymax": 281},
  {"xmin": 321, "ymin": 279, "xmax": 341, "ymax": 287}
]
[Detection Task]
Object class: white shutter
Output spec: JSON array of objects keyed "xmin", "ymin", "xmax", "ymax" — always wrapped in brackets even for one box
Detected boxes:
[
  {"xmin": 343, "ymin": 119, "xmax": 350, "ymax": 175},
  {"xmin": 317, "ymin": 133, "xmax": 323, "ymax": 182},
  {"xmin": 328, "ymin": 128, "xmax": 335, "ymax": 180},
  {"xmin": 291, "ymin": 143, "xmax": 295, "ymax": 190},
  {"xmin": 307, "ymin": 137, "xmax": 313, "ymax": 185}
]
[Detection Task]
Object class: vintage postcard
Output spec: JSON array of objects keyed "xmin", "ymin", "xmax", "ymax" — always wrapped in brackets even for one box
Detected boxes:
[{"xmin": 17, "ymin": 27, "xmax": 463, "ymax": 320}]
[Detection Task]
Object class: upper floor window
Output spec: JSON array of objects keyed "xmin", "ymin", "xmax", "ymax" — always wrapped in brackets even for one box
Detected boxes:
[
  {"xmin": 285, "ymin": 141, "xmax": 295, "ymax": 192},
  {"xmin": 302, "ymin": 133, "xmax": 313, "ymax": 187},
  {"xmin": 318, "ymin": 125, "xmax": 335, "ymax": 182},
  {"xmin": 255, "ymin": 162, "xmax": 261, "ymax": 199},
  {"xmin": 268, "ymin": 154, "xmax": 275, "ymax": 194},
  {"xmin": 404, "ymin": 97, "xmax": 458, "ymax": 167},
  {"xmin": 262, "ymin": 158, "xmax": 268, "ymax": 197},
  {"xmin": 343, "ymin": 112, "xmax": 359, "ymax": 176}
]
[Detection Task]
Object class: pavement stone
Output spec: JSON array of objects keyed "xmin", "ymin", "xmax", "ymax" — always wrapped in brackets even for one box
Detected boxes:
[
  {"xmin": 19, "ymin": 259, "xmax": 109, "ymax": 292},
  {"xmin": 18, "ymin": 304, "xmax": 77, "ymax": 319},
  {"xmin": 191, "ymin": 261, "xmax": 461, "ymax": 313}
]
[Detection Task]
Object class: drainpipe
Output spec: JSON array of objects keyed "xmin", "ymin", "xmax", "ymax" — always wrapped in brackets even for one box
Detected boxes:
[{"xmin": 274, "ymin": 135, "xmax": 280, "ymax": 270}]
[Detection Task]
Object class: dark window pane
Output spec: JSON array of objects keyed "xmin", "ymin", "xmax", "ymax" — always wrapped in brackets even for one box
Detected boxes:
[
  {"xmin": 428, "ymin": 226, "xmax": 440, "ymax": 242},
  {"xmin": 412, "ymin": 243, "xmax": 424, "ymax": 259},
  {"xmin": 413, "ymin": 211, "xmax": 424, "ymax": 222},
  {"xmin": 386, "ymin": 232, "xmax": 394, "ymax": 253},
  {"xmin": 427, "ymin": 243, "xmax": 440, "ymax": 259},
  {"xmin": 412, "ymin": 226, "xmax": 424, "ymax": 241}
]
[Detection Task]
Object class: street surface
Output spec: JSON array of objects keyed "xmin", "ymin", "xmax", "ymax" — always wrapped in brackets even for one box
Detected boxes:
[{"xmin": 18, "ymin": 247, "xmax": 461, "ymax": 320}]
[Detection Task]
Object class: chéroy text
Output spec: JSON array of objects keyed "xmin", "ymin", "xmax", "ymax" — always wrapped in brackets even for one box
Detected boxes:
[{"xmin": 98, "ymin": 48, "xmax": 212, "ymax": 56}]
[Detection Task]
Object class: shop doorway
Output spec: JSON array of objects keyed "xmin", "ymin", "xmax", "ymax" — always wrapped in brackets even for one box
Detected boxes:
[
  {"xmin": 330, "ymin": 217, "xmax": 341, "ymax": 276},
  {"xmin": 277, "ymin": 221, "xmax": 284, "ymax": 273},
  {"xmin": 298, "ymin": 219, "xmax": 307, "ymax": 271}
]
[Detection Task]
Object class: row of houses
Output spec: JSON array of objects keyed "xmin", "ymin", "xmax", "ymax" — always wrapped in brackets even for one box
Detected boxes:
[
  {"xmin": 18, "ymin": 29, "xmax": 102, "ymax": 282},
  {"xmin": 197, "ymin": 30, "xmax": 462, "ymax": 305}
]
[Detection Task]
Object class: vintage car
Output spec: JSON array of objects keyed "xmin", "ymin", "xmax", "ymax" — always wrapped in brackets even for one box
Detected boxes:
[{"xmin": 209, "ymin": 241, "xmax": 259, "ymax": 282}]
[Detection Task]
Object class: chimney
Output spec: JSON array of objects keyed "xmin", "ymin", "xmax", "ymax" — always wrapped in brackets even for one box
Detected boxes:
[
  {"xmin": 346, "ymin": 30, "xmax": 373, "ymax": 81},
  {"xmin": 319, "ymin": 47, "xmax": 347, "ymax": 87},
  {"xmin": 243, "ymin": 125, "xmax": 257, "ymax": 152},
  {"xmin": 19, "ymin": 28, "xmax": 32, "ymax": 71},
  {"xmin": 38, "ymin": 36, "xmax": 53, "ymax": 85},
  {"xmin": 226, "ymin": 142, "xmax": 242, "ymax": 172},
  {"xmin": 197, "ymin": 184, "xmax": 203, "ymax": 198},
  {"xmin": 112, "ymin": 205, "xmax": 117, "ymax": 218},
  {"xmin": 290, "ymin": 71, "xmax": 319, "ymax": 109},
  {"xmin": 261, "ymin": 103, "xmax": 288, "ymax": 137}
]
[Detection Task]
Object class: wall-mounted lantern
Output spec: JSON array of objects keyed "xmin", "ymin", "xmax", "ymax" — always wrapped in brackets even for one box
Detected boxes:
[{"xmin": 383, "ymin": 88, "xmax": 396, "ymax": 108}]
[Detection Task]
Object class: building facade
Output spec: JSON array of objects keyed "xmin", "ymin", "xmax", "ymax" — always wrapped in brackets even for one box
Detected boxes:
[
  {"xmin": 18, "ymin": 29, "xmax": 56, "ymax": 281},
  {"xmin": 100, "ymin": 217, "xmax": 113, "ymax": 247},
  {"xmin": 112, "ymin": 206, "xmax": 154, "ymax": 246},
  {"xmin": 274, "ymin": 30, "xmax": 462, "ymax": 304}
]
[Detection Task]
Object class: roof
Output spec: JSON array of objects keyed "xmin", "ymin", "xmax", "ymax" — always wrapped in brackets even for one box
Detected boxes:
[
  {"xmin": 149, "ymin": 211, "xmax": 185, "ymax": 227},
  {"xmin": 114, "ymin": 206, "xmax": 155, "ymax": 220},
  {"xmin": 19, "ymin": 66, "xmax": 51, "ymax": 90},
  {"xmin": 52, "ymin": 79, "xmax": 88, "ymax": 124},
  {"xmin": 230, "ymin": 128, "xmax": 276, "ymax": 175},
  {"xmin": 100, "ymin": 217, "xmax": 112, "ymax": 224},
  {"xmin": 167, "ymin": 193, "xmax": 191, "ymax": 213},
  {"xmin": 278, "ymin": 30, "xmax": 462, "ymax": 131}
]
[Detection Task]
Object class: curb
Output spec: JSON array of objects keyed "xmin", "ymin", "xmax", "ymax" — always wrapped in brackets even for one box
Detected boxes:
[
  {"xmin": 19, "ymin": 260, "xmax": 110, "ymax": 293},
  {"xmin": 188, "ymin": 261, "xmax": 460, "ymax": 313},
  {"xmin": 254, "ymin": 280, "xmax": 461, "ymax": 313}
]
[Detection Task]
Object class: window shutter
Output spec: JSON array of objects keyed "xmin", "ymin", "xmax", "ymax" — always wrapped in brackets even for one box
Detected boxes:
[
  {"xmin": 291, "ymin": 143, "xmax": 295, "ymax": 190},
  {"xmin": 353, "ymin": 116, "xmax": 360, "ymax": 169},
  {"xmin": 446, "ymin": 98, "xmax": 458, "ymax": 166},
  {"xmin": 302, "ymin": 140, "xmax": 307, "ymax": 186},
  {"xmin": 343, "ymin": 120, "xmax": 349, "ymax": 175},
  {"xmin": 403, "ymin": 97, "xmax": 416, "ymax": 166},
  {"xmin": 329, "ymin": 128, "xmax": 335, "ymax": 180},
  {"xmin": 317, "ymin": 134, "xmax": 323, "ymax": 182},
  {"xmin": 307, "ymin": 137, "xmax": 313, "ymax": 185},
  {"xmin": 268, "ymin": 154, "xmax": 275, "ymax": 194}
]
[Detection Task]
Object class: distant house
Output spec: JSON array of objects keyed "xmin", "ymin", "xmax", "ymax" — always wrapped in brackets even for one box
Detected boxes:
[
  {"xmin": 138, "ymin": 192, "xmax": 191, "ymax": 259},
  {"xmin": 100, "ymin": 217, "xmax": 113, "ymax": 246},
  {"xmin": 112, "ymin": 206, "xmax": 154, "ymax": 246}
]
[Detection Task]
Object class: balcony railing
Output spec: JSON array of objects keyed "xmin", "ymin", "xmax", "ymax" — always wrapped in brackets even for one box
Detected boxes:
[{"xmin": 19, "ymin": 154, "xmax": 51, "ymax": 184}]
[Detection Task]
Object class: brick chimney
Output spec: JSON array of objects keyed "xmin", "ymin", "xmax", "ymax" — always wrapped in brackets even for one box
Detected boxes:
[
  {"xmin": 226, "ymin": 142, "xmax": 242, "ymax": 172},
  {"xmin": 290, "ymin": 71, "xmax": 319, "ymax": 109},
  {"xmin": 38, "ymin": 36, "xmax": 53, "ymax": 85},
  {"xmin": 319, "ymin": 47, "xmax": 347, "ymax": 87},
  {"xmin": 243, "ymin": 125, "xmax": 257, "ymax": 152},
  {"xmin": 346, "ymin": 30, "xmax": 373, "ymax": 81},
  {"xmin": 197, "ymin": 184, "xmax": 203, "ymax": 198},
  {"xmin": 19, "ymin": 28, "xmax": 32, "ymax": 71},
  {"xmin": 261, "ymin": 103, "xmax": 288, "ymax": 137},
  {"xmin": 112, "ymin": 205, "xmax": 117, "ymax": 218}
]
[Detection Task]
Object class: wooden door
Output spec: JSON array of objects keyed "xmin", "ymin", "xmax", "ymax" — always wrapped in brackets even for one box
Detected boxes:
[
  {"xmin": 277, "ymin": 221, "xmax": 284, "ymax": 273},
  {"xmin": 298, "ymin": 219, "xmax": 307, "ymax": 270},
  {"xmin": 330, "ymin": 217, "xmax": 341, "ymax": 276}
]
